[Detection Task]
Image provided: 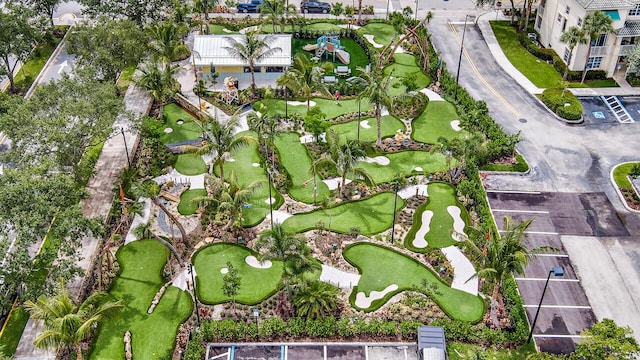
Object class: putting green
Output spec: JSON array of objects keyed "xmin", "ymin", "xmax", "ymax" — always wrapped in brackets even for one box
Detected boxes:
[
  {"xmin": 281, "ymin": 192, "xmax": 405, "ymax": 235},
  {"xmin": 89, "ymin": 240, "xmax": 192, "ymax": 360},
  {"xmin": 357, "ymin": 150, "xmax": 451, "ymax": 184},
  {"xmin": 384, "ymin": 54, "xmax": 431, "ymax": 97},
  {"xmin": 193, "ymin": 243, "xmax": 283, "ymax": 305},
  {"xmin": 412, "ymin": 101, "xmax": 468, "ymax": 144},
  {"xmin": 274, "ymin": 132, "xmax": 330, "ymax": 204},
  {"xmin": 357, "ymin": 23, "xmax": 396, "ymax": 46},
  {"xmin": 215, "ymin": 132, "xmax": 283, "ymax": 226},
  {"xmin": 178, "ymin": 188, "xmax": 207, "ymax": 215},
  {"xmin": 174, "ymin": 153, "xmax": 207, "ymax": 176},
  {"xmin": 404, "ymin": 182, "xmax": 470, "ymax": 250},
  {"xmin": 254, "ymin": 98, "xmax": 373, "ymax": 121},
  {"xmin": 343, "ymin": 242, "xmax": 484, "ymax": 321},
  {"xmin": 328, "ymin": 115, "xmax": 405, "ymax": 144},
  {"xmin": 161, "ymin": 104, "xmax": 202, "ymax": 145}
]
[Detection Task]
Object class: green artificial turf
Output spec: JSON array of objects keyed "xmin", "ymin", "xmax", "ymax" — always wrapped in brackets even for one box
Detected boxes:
[
  {"xmin": 282, "ymin": 192, "xmax": 405, "ymax": 235},
  {"xmin": 412, "ymin": 101, "xmax": 468, "ymax": 144},
  {"xmin": 209, "ymin": 24, "xmax": 238, "ymax": 34},
  {"xmin": 0, "ymin": 306, "xmax": 29, "ymax": 357},
  {"xmin": 291, "ymin": 37, "xmax": 369, "ymax": 74},
  {"xmin": 274, "ymin": 132, "xmax": 330, "ymax": 204},
  {"xmin": 255, "ymin": 98, "xmax": 373, "ymax": 120},
  {"xmin": 178, "ymin": 188, "xmax": 207, "ymax": 215},
  {"xmin": 357, "ymin": 150, "xmax": 451, "ymax": 184},
  {"xmin": 174, "ymin": 153, "xmax": 207, "ymax": 176},
  {"xmin": 304, "ymin": 22, "xmax": 342, "ymax": 32},
  {"xmin": 404, "ymin": 182, "xmax": 469, "ymax": 250},
  {"xmin": 343, "ymin": 242, "xmax": 484, "ymax": 321},
  {"xmin": 384, "ymin": 54, "xmax": 431, "ymax": 97},
  {"xmin": 328, "ymin": 115, "xmax": 405, "ymax": 144},
  {"xmin": 358, "ymin": 23, "xmax": 396, "ymax": 46},
  {"xmin": 215, "ymin": 132, "xmax": 283, "ymax": 226},
  {"xmin": 89, "ymin": 240, "xmax": 192, "ymax": 360},
  {"xmin": 161, "ymin": 104, "xmax": 202, "ymax": 144},
  {"xmin": 193, "ymin": 243, "xmax": 284, "ymax": 305}
]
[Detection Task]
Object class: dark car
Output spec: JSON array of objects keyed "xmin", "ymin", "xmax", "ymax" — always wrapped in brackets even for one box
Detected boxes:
[
  {"xmin": 237, "ymin": 0, "xmax": 263, "ymax": 13},
  {"xmin": 300, "ymin": 1, "xmax": 331, "ymax": 13}
]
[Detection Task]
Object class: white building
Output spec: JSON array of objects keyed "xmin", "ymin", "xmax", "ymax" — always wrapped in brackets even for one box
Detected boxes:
[{"xmin": 535, "ymin": 0, "xmax": 640, "ymax": 77}]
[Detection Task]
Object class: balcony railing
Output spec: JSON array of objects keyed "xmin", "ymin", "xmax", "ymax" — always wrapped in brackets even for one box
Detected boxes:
[
  {"xmin": 589, "ymin": 46, "xmax": 609, "ymax": 56},
  {"xmin": 539, "ymin": 5, "xmax": 544, "ymax": 15},
  {"xmin": 620, "ymin": 44, "xmax": 637, "ymax": 55}
]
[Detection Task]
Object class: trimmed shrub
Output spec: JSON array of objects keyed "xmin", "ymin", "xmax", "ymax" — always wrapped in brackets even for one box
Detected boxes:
[{"xmin": 540, "ymin": 87, "xmax": 582, "ymax": 120}]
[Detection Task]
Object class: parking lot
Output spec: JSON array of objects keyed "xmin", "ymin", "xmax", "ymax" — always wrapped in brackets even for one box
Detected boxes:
[
  {"xmin": 205, "ymin": 343, "xmax": 418, "ymax": 360},
  {"xmin": 578, "ymin": 96, "xmax": 640, "ymax": 125}
]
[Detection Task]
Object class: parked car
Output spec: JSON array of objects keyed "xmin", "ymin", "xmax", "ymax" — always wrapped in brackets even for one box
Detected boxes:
[
  {"xmin": 300, "ymin": 1, "xmax": 331, "ymax": 13},
  {"xmin": 237, "ymin": 0, "xmax": 263, "ymax": 13}
]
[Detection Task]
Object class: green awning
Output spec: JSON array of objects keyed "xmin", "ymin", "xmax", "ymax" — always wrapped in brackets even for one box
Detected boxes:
[{"xmin": 604, "ymin": 10, "xmax": 620, "ymax": 21}]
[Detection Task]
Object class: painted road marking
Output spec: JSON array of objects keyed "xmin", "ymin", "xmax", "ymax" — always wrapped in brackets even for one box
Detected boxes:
[
  {"xmin": 498, "ymin": 230, "xmax": 559, "ymax": 235},
  {"xmin": 515, "ymin": 277, "xmax": 580, "ymax": 282},
  {"xmin": 536, "ymin": 254, "xmax": 569, "ymax": 257},
  {"xmin": 533, "ymin": 334, "xmax": 584, "ymax": 338},
  {"xmin": 493, "ymin": 209, "xmax": 550, "ymax": 214},
  {"xmin": 486, "ymin": 190, "xmax": 542, "ymax": 194},
  {"xmin": 524, "ymin": 305, "xmax": 592, "ymax": 309}
]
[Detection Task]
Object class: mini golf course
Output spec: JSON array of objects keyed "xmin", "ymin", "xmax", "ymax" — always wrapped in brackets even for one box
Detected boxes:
[
  {"xmin": 328, "ymin": 115, "xmax": 405, "ymax": 144},
  {"xmin": 178, "ymin": 188, "xmax": 207, "ymax": 215},
  {"xmin": 193, "ymin": 243, "xmax": 284, "ymax": 305},
  {"xmin": 357, "ymin": 150, "xmax": 451, "ymax": 184},
  {"xmin": 343, "ymin": 242, "xmax": 484, "ymax": 321},
  {"xmin": 173, "ymin": 153, "xmax": 207, "ymax": 176},
  {"xmin": 254, "ymin": 98, "xmax": 373, "ymax": 120},
  {"xmin": 357, "ymin": 23, "xmax": 396, "ymax": 47},
  {"xmin": 404, "ymin": 182, "xmax": 469, "ymax": 250},
  {"xmin": 89, "ymin": 240, "xmax": 192, "ymax": 360},
  {"xmin": 161, "ymin": 104, "xmax": 202, "ymax": 145},
  {"xmin": 274, "ymin": 132, "xmax": 330, "ymax": 204},
  {"xmin": 384, "ymin": 54, "xmax": 431, "ymax": 97},
  {"xmin": 281, "ymin": 192, "xmax": 405, "ymax": 235},
  {"xmin": 411, "ymin": 100, "xmax": 467, "ymax": 144}
]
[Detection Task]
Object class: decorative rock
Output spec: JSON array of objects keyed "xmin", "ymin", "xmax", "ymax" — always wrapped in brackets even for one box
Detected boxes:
[
  {"xmin": 124, "ymin": 331, "xmax": 132, "ymax": 360},
  {"xmin": 147, "ymin": 283, "xmax": 169, "ymax": 314},
  {"xmin": 164, "ymin": 128, "xmax": 173, "ymax": 133}
]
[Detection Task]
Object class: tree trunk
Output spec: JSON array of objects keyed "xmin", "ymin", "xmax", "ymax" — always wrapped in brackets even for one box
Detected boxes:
[
  {"xmin": 581, "ymin": 38, "xmax": 593, "ymax": 83},
  {"xmin": 376, "ymin": 107, "xmax": 382, "ymax": 146},
  {"xmin": 76, "ymin": 347, "xmax": 83, "ymax": 360},
  {"xmin": 250, "ymin": 67, "xmax": 257, "ymax": 96},
  {"xmin": 510, "ymin": 0, "xmax": 516, "ymax": 24},
  {"xmin": 151, "ymin": 232, "xmax": 185, "ymax": 267},
  {"xmin": 520, "ymin": 0, "xmax": 529, "ymax": 31},
  {"xmin": 490, "ymin": 283, "xmax": 501, "ymax": 327},
  {"xmin": 357, "ymin": 0, "xmax": 363, "ymax": 24},
  {"xmin": 219, "ymin": 158, "xmax": 225, "ymax": 180},
  {"xmin": 524, "ymin": 0, "xmax": 534, "ymax": 33},
  {"xmin": 151, "ymin": 196, "xmax": 188, "ymax": 247},
  {"xmin": 2, "ymin": 57, "xmax": 17, "ymax": 94}
]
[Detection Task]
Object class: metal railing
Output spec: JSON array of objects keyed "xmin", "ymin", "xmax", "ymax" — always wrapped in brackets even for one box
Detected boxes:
[{"xmin": 589, "ymin": 46, "xmax": 610, "ymax": 56}]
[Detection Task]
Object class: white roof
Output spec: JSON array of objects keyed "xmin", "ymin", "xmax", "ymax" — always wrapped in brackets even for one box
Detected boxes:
[{"xmin": 193, "ymin": 34, "xmax": 292, "ymax": 67}]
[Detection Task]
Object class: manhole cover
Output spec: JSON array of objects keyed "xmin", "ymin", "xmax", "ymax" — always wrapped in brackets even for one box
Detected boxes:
[{"xmin": 519, "ymin": 118, "xmax": 527, "ymax": 123}]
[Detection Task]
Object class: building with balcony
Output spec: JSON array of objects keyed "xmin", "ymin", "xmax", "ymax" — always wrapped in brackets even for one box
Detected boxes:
[{"xmin": 535, "ymin": 0, "xmax": 640, "ymax": 77}]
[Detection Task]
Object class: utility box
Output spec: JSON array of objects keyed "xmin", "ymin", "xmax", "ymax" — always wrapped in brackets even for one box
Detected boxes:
[{"xmin": 417, "ymin": 326, "xmax": 447, "ymax": 360}]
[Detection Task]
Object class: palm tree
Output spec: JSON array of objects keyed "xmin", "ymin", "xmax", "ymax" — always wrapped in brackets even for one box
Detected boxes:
[
  {"xmin": 277, "ymin": 54, "xmax": 332, "ymax": 111},
  {"xmin": 260, "ymin": 0, "xmax": 287, "ymax": 33},
  {"xmin": 313, "ymin": 130, "xmax": 373, "ymax": 198},
  {"xmin": 179, "ymin": 113, "xmax": 251, "ymax": 179},
  {"xmin": 464, "ymin": 216, "xmax": 553, "ymax": 327},
  {"xmin": 581, "ymin": 11, "xmax": 614, "ymax": 83},
  {"xmin": 170, "ymin": 0, "xmax": 193, "ymax": 39},
  {"xmin": 357, "ymin": 66, "xmax": 393, "ymax": 146},
  {"xmin": 133, "ymin": 223, "xmax": 185, "ymax": 267},
  {"xmin": 149, "ymin": 22, "xmax": 190, "ymax": 65},
  {"xmin": 247, "ymin": 108, "xmax": 280, "ymax": 168},
  {"xmin": 292, "ymin": 279, "xmax": 340, "ymax": 319},
  {"xmin": 255, "ymin": 223, "xmax": 309, "ymax": 264},
  {"xmin": 431, "ymin": 133, "xmax": 486, "ymax": 180},
  {"xmin": 24, "ymin": 280, "xmax": 123, "ymax": 360},
  {"xmin": 194, "ymin": 0, "xmax": 218, "ymax": 22},
  {"xmin": 223, "ymin": 31, "xmax": 282, "ymax": 94},
  {"xmin": 559, "ymin": 26, "xmax": 587, "ymax": 80},
  {"xmin": 137, "ymin": 59, "xmax": 180, "ymax": 120}
]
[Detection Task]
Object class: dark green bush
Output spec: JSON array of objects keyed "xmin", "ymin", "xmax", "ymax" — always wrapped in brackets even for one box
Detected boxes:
[{"xmin": 540, "ymin": 87, "xmax": 582, "ymax": 120}]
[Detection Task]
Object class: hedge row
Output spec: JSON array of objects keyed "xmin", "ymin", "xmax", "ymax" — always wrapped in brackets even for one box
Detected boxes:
[{"xmin": 540, "ymin": 87, "xmax": 583, "ymax": 120}]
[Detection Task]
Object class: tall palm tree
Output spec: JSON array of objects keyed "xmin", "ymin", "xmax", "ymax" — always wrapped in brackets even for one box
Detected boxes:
[
  {"xmin": 223, "ymin": 31, "xmax": 282, "ymax": 94},
  {"xmin": 277, "ymin": 54, "xmax": 332, "ymax": 111},
  {"xmin": 149, "ymin": 22, "xmax": 190, "ymax": 65},
  {"xmin": 292, "ymin": 279, "xmax": 340, "ymax": 319},
  {"xmin": 313, "ymin": 130, "xmax": 373, "ymax": 198},
  {"xmin": 170, "ymin": 0, "xmax": 193, "ymax": 39},
  {"xmin": 260, "ymin": 0, "xmax": 288, "ymax": 33},
  {"xmin": 137, "ymin": 59, "xmax": 181, "ymax": 120},
  {"xmin": 24, "ymin": 281, "xmax": 123, "ymax": 360},
  {"xmin": 195, "ymin": 0, "xmax": 218, "ymax": 22},
  {"xmin": 560, "ymin": 26, "xmax": 587, "ymax": 80},
  {"xmin": 581, "ymin": 11, "xmax": 614, "ymax": 83},
  {"xmin": 357, "ymin": 66, "xmax": 393, "ymax": 146},
  {"xmin": 431, "ymin": 133, "xmax": 486, "ymax": 180},
  {"xmin": 255, "ymin": 223, "xmax": 310, "ymax": 266}
]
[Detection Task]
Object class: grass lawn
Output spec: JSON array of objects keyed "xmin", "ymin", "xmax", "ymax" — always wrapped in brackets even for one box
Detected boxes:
[
  {"xmin": 178, "ymin": 188, "xmax": 207, "ymax": 215},
  {"xmin": 328, "ymin": 115, "xmax": 405, "ymax": 144},
  {"xmin": 448, "ymin": 342, "xmax": 535, "ymax": 359},
  {"xmin": 357, "ymin": 150, "xmax": 451, "ymax": 184},
  {"xmin": 613, "ymin": 162, "xmax": 640, "ymax": 191},
  {"xmin": 384, "ymin": 54, "xmax": 431, "ymax": 97},
  {"xmin": 274, "ymin": 132, "xmax": 330, "ymax": 204},
  {"xmin": 404, "ymin": 182, "xmax": 469, "ymax": 250},
  {"xmin": 209, "ymin": 24, "xmax": 238, "ymax": 34},
  {"xmin": 412, "ymin": 101, "xmax": 468, "ymax": 144},
  {"xmin": 255, "ymin": 98, "xmax": 373, "ymax": 120},
  {"xmin": 282, "ymin": 192, "xmax": 405, "ymax": 235},
  {"xmin": 116, "ymin": 65, "xmax": 136, "ymax": 94},
  {"xmin": 174, "ymin": 153, "xmax": 207, "ymax": 176},
  {"xmin": 358, "ymin": 23, "xmax": 396, "ymax": 46},
  {"xmin": 193, "ymin": 243, "xmax": 284, "ymax": 304},
  {"xmin": 216, "ymin": 132, "xmax": 283, "ymax": 226},
  {"xmin": 291, "ymin": 37, "xmax": 369, "ymax": 75},
  {"xmin": 0, "ymin": 305, "xmax": 29, "ymax": 357},
  {"xmin": 343, "ymin": 243, "xmax": 484, "ymax": 321},
  {"xmin": 304, "ymin": 22, "xmax": 342, "ymax": 32},
  {"xmin": 11, "ymin": 41, "xmax": 59, "ymax": 94},
  {"xmin": 161, "ymin": 104, "xmax": 202, "ymax": 145},
  {"xmin": 89, "ymin": 240, "xmax": 192, "ymax": 360}
]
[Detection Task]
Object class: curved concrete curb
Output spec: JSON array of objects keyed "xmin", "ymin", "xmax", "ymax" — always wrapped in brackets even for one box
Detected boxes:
[{"xmin": 609, "ymin": 162, "xmax": 640, "ymax": 214}]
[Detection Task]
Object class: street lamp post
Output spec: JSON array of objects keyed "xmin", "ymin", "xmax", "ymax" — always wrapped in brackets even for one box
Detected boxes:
[
  {"xmin": 391, "ymin": 181, "xmax": 399, "ymax": 244},
  {"xmin": 285, "ymin": 87, "xmax": 288, "ymax": 119},
  {"xmin": 454, "ymin": 15, "xmax": 471, "ymax": 102},
  {"xmin": 357, "ymin": 98, "xmax": 361, "ymax": 141},
  {"xmin": 189, "ymin": 263, "xmax": 201, "ymax": 326},
  {"xmin": 253, "ymin": 309, "xmax": 259, "ymax": 339},
  {"xmin": 121, "ymin": 127, "xmax": 131, "ymax": 167},
  {"xmin": 527, "ymin": 266, "xmax": 564, "ymax": 344},
  {"xmin": 414, "ymin": 0, "xmax": 418, "ymax": 21}
]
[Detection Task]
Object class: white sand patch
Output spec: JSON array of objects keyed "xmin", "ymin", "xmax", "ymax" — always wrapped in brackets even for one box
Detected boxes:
[
  {"xmin": 265, "ymin": 197, "xmax": 275, "ymax": 204},
  {"xmin": 226, "ymin": 156, "xmax": 235, "ymax": 162},
  {"xmin": 319, "ymin": 265, "xmax": 361, "ymax": 288},
  {"xmin": 363, "ymin": 34, "xmax": 384, "ymax": 48},
  {"xmin": 125, "ymin": 198, "xmax": 152, "ymax": 244},
  {"xmin": 245, "ymin": 256, "xmax": 272, "ymax": 269},
  {"xmin": 164, "ymin": 128, "xmax": 173, "ymax": 133},
  {"xmin": 442, "ymin": 246, "xmax": 478, "ymax": 295},
  {"xmin": 252, "ymin": 162, "xmax": 260, "ymax": 167},
  {"xmin": 363, "ymin": 156, "xmax": 390, "ymax": 165},
  {"xmin": 412, "ymin": 210, "xmax": 433, "ymax": 248},
  {"xmin": 355, "ymin": 284, "xmax": 399, "ymax": 308},
  {"xmin": 360, "ymin": 120, "xmax": 371, "ymax": 129},
  {"xmin": 270, "ymin": 210, "xmax": 292, "ymax": 223},
  {"xmin": 287, "ymin": 100, "xmax": 316, "ymax": 107},
  {"xmin": 223, "ymin": 28, "xmax": 233, "ymax": 33},
  {"xmin": 451, "ymin": 120, "xmax": 462, "ymax": 132},
  {"xmin": 220, "ymin": 267, "xmax": 229, "ymax": 274},
  {"xmin": 239, "ymin": 25, "xmax": 258, "ymax": 34},
  {"xmin": 323, "ymin": 177, "xmax": 351, "ymax": 190},
  {"xmin": 395, "ymin": 46, "xmax": 405, "ymax": 53},
  {"xmin": 447, "ymin": 206, "xmax": 466, "ymax": 239},
  {"xmin": 398, "ymin": 184, "xmax": 428, "ymax": 199},
  {"xmin": 337, "ymin": 24, "xmax": 361, "ymax": 29},
  {"xmin": 419, "ymin": 88, "xmax": 444, "ymax": 101},
  {"xmin": 300, "ymin": 133, "xmax": 326, "ymax": 144},
  {"xmin": 171, "ymin": 267, "xmax": 196, "ymax": 291},
  {"xmin": 415, "ymin": 166, "xmax": 423, "ymax": 172}
]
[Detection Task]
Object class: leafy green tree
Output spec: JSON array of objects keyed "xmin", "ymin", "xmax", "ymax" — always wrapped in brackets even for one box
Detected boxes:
[
  {"xmin": 246, "ymin": 106, "xmax": 279, "ymax": 167},
  {"xmin": 0, "ymin": 5, "xmax": 44, "ymax": 94},
  {"xmin": 223, "ymin": 31, "xmax": 282, "ymax": 94},
  {"xmin": 626, "ymin": 44, "xmax": 640, "ymax": 75},
  {"xmin": 277, "ymin": 54, "xmax": 332, "ymax": 111},
  {"xmin": 559, "ymin": 27, "xmax": 586, "ymax": 80},
  {"xmin": 292, "ymin": 279, "xmax": 340, "ymax": 319},
  {"xmin": 170, "ymin": 0, "xmax": 193, "ymax": 38},
  {"xmin": 581, "ymin": 11, "xmax": 614, "ymax": 83},
  {"xmin": 304, "ymin": 107, "xmax": 329, "ymax": 142},
  {"xmin": 431, "ymin": 133, "xmax": 486, "ymax": 180},
  {"xmin": 136, "ymin": 59, "xmax": 181, "ymax": 120},
  {"xmin": 572, "ymin": 319, "xmax": 640, "ymax": 360},
  {"xmin": 25, "ymin": 280, "xmax": 123, "ymax": 360},
  {"xmin": 222, "ymin": 261, "xmax": 241, "ymax": 310},
  {"xmin": 344, "ymin": 5, "xmax": 355, "ymax": 28},
  {"xmin": 21, "ymin": 0, "xmax": 62, "ymax": 28},
  {"xmin": 66, "ymin": 17, "xmax": 148, "ymax": 82},
  {"xmin": 194, "ymin": 0, "xmax": 219, "ymax": 22},
  {"xmin": 357, "ymin": 66, "xmax": 393, "ymax": 146},
  {"xmin": 149, "ymin": 22, "xmax": 190, "ymax": 65},
  {"xmin": 255, "ymin": 223, "xmax": 312, "ymax": 269},
  {"xmin": 79, "ymin": 0, "xmax": 169, "ymax": 27},
  {"xmin": 331, "ymin": 2, "xmax": 343, "ymax": 21}
]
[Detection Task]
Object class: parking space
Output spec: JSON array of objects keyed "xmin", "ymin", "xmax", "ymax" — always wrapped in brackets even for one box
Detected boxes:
[
  {"xmin": 578, "ymin": 96, "xmax": 640, "ymax": 125},
  {"xmin": 205, "ymin": 343, "xmax": 418, "ymax": 360}
]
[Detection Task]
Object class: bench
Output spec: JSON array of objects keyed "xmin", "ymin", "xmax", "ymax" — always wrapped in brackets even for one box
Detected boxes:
[
  {"xmin": 335, "ymin": 66, "xmax": 351, "ymax": 77},
  {"xmin": 323, "ymin": 75, "xmax": 337, "ymax": 84}
]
